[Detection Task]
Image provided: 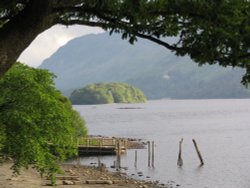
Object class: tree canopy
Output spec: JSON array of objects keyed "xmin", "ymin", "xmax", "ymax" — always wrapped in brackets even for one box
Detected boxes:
[
  {"xmin": 70, "ymin": 82, "xmax": 147, "ymax": 104},
  {"xmin": 0, "ymin": 63, "xmax": 87, "ymax": 180},
  {"xmin": 0, "ymin": 1, "xmax": 250, "ymax": 84}
]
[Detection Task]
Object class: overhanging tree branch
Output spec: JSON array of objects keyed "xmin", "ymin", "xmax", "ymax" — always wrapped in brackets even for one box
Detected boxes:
[
  {"xmin": 135, "ymin": 33, "xmax": 181, "ymax": 52},
  {"xmin": 0, "ymin": 0, "xmax": 250, "ymax": 83}
]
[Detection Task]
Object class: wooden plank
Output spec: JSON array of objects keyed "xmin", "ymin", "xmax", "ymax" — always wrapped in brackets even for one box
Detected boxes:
[
  {"xmin": 86, "ymin": 180, "xmax": 113, "ymax": 184},
  {"xmin": 55, "ymin": 176, "xmax": 80, "ymax": 180}
]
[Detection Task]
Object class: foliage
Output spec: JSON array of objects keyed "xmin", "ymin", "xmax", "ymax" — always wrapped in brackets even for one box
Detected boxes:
[
  {"xmin": 70, "ymin": 82, "xmax": 147, "ymax": 104},
  {"xmin": 0, "ymin": 63, "xmax": 87, "ymax": 178},
  {"xmin": 0, "ymin": 1, "xmax": 250, "ymax": 84}
]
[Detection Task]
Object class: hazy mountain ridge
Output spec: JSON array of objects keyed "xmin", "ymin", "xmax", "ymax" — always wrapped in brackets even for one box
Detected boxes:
[{"xmin": 40, "ymin": 33, "xmax": 250, "ymax": 99}]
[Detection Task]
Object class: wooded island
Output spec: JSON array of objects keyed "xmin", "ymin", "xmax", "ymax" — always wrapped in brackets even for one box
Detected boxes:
[{"xmin": 70, "ymin": 82, "xmax": 147, "ymax": 104}]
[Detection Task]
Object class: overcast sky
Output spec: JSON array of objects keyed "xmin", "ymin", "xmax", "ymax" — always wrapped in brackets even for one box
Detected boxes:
[{"xmin": 18, "ymin": 25, "xmax": 104, "ymax": 67}]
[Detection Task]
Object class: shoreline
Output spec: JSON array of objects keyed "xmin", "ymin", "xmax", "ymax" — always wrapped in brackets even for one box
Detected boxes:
[
  {"xmin": 0, "ymin": 137, "xmax": 179, "ymax": 188},
  {"xmin": 0, "ymin": 162, "xmax": 169, "ymax": 188}
]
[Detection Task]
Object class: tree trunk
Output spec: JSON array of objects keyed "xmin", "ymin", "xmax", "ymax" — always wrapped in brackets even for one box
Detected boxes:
[{"xmin": 0, "ymin": 0, "xmax": 56, "ymax": 77}]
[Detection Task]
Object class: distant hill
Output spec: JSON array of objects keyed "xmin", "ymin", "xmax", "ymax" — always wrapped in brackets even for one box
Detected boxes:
[{"xmin": 39, "ymin": 33, "xmax": 250, "ymax": 99}]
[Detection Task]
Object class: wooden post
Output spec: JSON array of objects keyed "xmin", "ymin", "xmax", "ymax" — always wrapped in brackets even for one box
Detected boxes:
[
  {"xmin": 148, "ymin": 141, "xmax": 151, "ymax": 167},
  {"xmin": 192, "ymin": 139, "xmax": 204, "ymax": 166},
  {"xmin": 152, "ymin": 141, "xmax": 155, "ymax": 167},
  {"xmin": 123, "ymin": 139, "xmax": 126, "ymax": 152},
  {"xmin": 177, "ymin": 138, "xmax": 183, "ymax": 167},
  {"xmin": 134, "ymin": 150, "xmax": 137, "ymax": 167},
  {"xmin": 99, "ymin": 139, "xmax": 102, "ymax": 155},
  {"xmin": 118, "ymin": 140, "xmax": 121, "ymax": 168},
  {"xmin": 98, "ymin": 157, "xmax": 101, "ymax": 168},
  {"xmin": 87, "ymin": 138, "xmax": 90, "ymax": 147},
  {"xmin": 116, "ymin": 140, "xmax": 121, "ymax": 170}
]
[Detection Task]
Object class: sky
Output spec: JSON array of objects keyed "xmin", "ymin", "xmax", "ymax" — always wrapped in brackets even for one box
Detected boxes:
[{"xmin": 18, "ymin": 25, "xmax": 104, "ymax": 67}]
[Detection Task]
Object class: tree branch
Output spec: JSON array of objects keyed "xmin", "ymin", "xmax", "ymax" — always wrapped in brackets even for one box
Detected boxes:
[{"xmin": 136, "ymin": 33, "xmax": 181, "ymax": 51}]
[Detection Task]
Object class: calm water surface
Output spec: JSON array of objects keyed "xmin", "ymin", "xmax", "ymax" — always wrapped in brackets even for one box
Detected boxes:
[{"xmin": 74, "ymin": 99, "xmax": 250, "ymax": 188}]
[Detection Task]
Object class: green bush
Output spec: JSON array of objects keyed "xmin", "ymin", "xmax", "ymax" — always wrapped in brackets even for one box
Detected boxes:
[{"xmin": 0, "ymin": 63, "xmax": 87, "ymax": 180}]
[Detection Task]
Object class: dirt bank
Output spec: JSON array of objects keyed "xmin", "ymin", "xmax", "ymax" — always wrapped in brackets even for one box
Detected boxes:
[{"xmin": 0, "ymin": 162, "xmax": 170, "ymax": 188}]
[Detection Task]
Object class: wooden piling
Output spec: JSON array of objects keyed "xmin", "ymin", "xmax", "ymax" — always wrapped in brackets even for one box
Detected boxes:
[
  {"xmin": 148, "ymin": 141, "xmax": 151, "ymax": 167},
  {"xmin": 116, "ymin": 140, "xmax": 121, "ymax": 170},
  {"xmin": 98, "ymin": 157, "xmax": 101, "ymax": 168},
  {"xmin": 177, "ymin": 138, "xmax": 183, "ymax": 167},
  {"xmin": 125, "ymin": 139, "xmax": 128, "ymax": 150},
  {"xmin": 152, "ymin": 141, "xmax": 155, "ymax": 167},
  {"xmin": 87, "ymin": 138, "xmax": 90, "ymax": 147},
  {"xmin": 192, "ymin": 139, "xmax": 204, "ymax": 166},
  {"xmin": 134, "ymin": 150, "xmax": 137, "ymax": 167}
]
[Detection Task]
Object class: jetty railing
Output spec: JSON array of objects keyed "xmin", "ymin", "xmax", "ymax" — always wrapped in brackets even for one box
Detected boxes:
[{"xmin": 74, "ymin": 137, "xmax": 128, "ymax": 156}]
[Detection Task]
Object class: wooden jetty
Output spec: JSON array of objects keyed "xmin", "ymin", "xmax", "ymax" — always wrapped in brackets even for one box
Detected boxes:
[
  {"xmin": 76, "ymin": 137, "xmax": 127, "ymax": 156},
  {"xmin": 78, "ymin": 145, "xmax": 117, "ymax": 156}
]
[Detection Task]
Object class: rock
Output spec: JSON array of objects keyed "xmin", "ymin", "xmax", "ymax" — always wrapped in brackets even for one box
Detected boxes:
[
  {"xmin": 70, "ymin": 172, "xmax": 76, "ymax": 176},
  {"xmin": 62, "ymin": 180, "xmax": 74, "ymax": 185},
  {"xmin": 107, "ymin": 180, "xmax": 113, "ymax": 185},
  {"xmin": 7, "ymin": 177, "xmax": 19, "ymax": 181}
]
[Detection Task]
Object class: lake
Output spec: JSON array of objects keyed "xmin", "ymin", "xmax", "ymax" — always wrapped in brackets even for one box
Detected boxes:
[{"xmin": 74, "ymin": 99, "xmax": 250, "ymax": 188}]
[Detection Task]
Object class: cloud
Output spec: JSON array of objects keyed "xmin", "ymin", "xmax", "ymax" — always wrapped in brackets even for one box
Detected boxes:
[
  {"xmin": 162, "ymin": 74, "xmax": 170, "ymax": 80},
  {"xmin": 18, "ymin": 25, "xmax": 104, "ymax": 67}
]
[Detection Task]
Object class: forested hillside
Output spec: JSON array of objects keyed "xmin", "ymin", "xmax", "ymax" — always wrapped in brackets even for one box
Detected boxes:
[{"xmin": 40, "ymin": 33, "xmax": 250, "ymax": 99}]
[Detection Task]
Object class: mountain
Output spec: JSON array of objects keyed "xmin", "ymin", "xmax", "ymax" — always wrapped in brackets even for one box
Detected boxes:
[{"xmin": 39, "ymin": 33, "xmax": 250, "ymax": 99}]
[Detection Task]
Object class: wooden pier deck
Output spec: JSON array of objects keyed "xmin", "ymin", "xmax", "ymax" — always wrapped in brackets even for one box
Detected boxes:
[{"xmin": 76, "ymin": 137, "xmax": 127, "ymax": 156}]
